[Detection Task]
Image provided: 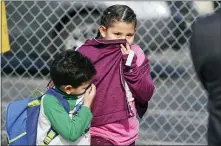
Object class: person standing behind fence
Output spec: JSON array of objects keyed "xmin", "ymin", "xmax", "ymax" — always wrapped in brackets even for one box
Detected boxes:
[
  {"xmin": 190, "ymin": 9, "xmax": 221, "ymax": 146},
  {"xmin": 77, "ymin": 5, "xmax": 155, "ymax": 146}
]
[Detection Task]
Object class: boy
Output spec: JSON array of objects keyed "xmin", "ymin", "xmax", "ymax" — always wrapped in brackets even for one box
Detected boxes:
[{"xmin": 36, "ymin": 50, "xmax": 97, "ymax": 145}]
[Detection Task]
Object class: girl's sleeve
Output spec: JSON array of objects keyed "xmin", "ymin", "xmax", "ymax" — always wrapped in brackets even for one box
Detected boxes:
[
  {"xmin": 122, "ymin": 45, "xmax": 155, "ymax": 104},
  {"xmin": 42, "ymin": 95, "xmax": 92, "ymax": 141}
]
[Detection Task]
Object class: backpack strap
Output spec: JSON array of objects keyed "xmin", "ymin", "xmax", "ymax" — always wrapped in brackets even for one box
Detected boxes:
[
  {"xmin": 45, "ymin": 89, "xmax": 69, "ymax": 112},
  {"xmin": 42, "ymin": 89, "xmax": 70, "ymax": 145},
  {"xmin": 42, "ymin": 129, "xmax": 57, "ymax": 145}
]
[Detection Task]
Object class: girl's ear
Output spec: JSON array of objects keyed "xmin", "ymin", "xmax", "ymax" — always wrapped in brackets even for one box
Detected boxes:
[{"xmin": 98, "ymin": 25, "xmax": 107, "ymax": 38}]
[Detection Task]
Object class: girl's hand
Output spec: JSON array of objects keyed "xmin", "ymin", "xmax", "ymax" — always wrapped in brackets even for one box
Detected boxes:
[{"xmin": 120, "ymin": 43, "xmax": 131, "ymax": 55}]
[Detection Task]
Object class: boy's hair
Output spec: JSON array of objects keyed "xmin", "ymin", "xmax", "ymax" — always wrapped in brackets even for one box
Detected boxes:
[
  {"xmin": 96, "ymin": 4, "xmax": 137, "ymax": 38},
  {"xmin": 50, "ymin": 50, "xmax": 96, "ymax": 88}
]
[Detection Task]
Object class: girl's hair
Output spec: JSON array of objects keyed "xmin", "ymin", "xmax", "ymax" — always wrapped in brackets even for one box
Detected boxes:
[{"xmin": 96, "ymin": 4, "xmax": 137, "ymax": 38}]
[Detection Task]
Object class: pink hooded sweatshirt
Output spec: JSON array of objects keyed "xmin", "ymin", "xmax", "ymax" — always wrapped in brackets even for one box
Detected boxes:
[{"xmin": 77, "ymin": 38, "xmax": 155, "ymax": 145}]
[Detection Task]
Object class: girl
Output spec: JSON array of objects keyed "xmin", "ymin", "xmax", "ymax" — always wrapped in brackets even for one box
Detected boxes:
[
  {"xmin": 77, "ymin": 4, "xmax": 155, "ymax": 146},
  {"xmin": 48, "ymin": 4, "xmax": 155, "ymax": 146}
]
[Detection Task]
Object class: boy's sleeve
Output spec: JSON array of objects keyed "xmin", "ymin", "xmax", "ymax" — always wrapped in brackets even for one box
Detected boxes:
[
  {"xmin": 122, "ymin": 45, "xmax": 155, "ymax": 104},
  {"xmin": 42, "ymin": 95, "xmax": 92, "ymax": 142}
]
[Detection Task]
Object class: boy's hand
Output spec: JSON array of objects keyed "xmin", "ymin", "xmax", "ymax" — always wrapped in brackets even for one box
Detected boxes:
[
  {"xmin": 83, "ymin": 84, "xmax": 96, "ymax": 108},
  {"xmin": 120, "ymin": 43, "xmax": 131, "ymax": 55}
]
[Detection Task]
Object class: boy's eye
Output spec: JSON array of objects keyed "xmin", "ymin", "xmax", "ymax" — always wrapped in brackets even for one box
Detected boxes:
[{"xmin": 83, "ymin": 83, "xmax": 92, "ymax": 90}]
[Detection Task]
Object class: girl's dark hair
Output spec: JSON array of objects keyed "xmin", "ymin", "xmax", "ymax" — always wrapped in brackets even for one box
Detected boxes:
[{"xmin": 96, "ymin": 4, "xmax": 137, "ymax": 38}]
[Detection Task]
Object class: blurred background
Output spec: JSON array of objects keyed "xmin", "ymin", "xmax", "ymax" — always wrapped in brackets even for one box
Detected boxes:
[{"xmin": 1, "ymin": 1, "xmax": 221, "ymax": 145}]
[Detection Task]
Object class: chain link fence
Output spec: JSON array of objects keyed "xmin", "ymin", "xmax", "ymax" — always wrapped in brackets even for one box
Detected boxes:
[{"xmin": 1, "ymin": 1, "xmax": 221, "ymax": 145}]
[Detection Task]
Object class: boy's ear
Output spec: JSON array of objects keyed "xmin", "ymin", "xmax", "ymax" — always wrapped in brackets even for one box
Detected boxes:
[
  {"xmin": 64, "ymin": 85, "xmax": 74, "ymax": 95},
  {"xmin": 98, "ymin": 25, "xmax": 107, "ymax": 38}
]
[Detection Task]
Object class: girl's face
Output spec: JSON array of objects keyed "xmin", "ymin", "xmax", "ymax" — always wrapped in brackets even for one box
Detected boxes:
[{"xmin": 99, "ymin": 21, "xmax": 136, "ymax": 45}]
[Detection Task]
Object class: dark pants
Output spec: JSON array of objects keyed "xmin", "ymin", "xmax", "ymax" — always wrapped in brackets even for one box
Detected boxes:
[{"xmin": 91, "ymin": 136, "xmax": 135, "ymax": 146}]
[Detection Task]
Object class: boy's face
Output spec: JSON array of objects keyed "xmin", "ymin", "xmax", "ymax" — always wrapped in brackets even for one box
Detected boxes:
[{"xmin": 63, "ymin": 80, "xmax": 92, "ymax": 96}]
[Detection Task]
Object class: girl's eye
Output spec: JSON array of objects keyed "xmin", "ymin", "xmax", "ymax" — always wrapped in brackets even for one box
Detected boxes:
[
  {"xmin": 127, "ymin": 34, "xmax": 134, "ymax": 37},
  {"xmin": 114, "ymin": 33, "xmax": 121, "ymax": 36},
  {"xmin": 126, "ymin": 35, "xmax": 133, "ymax": 38}
]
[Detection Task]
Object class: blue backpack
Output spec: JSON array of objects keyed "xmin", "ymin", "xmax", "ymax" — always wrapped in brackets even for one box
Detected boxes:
[{"xmin": 6, "ymin": 88, "xmax": 70, "ymax": 145}]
